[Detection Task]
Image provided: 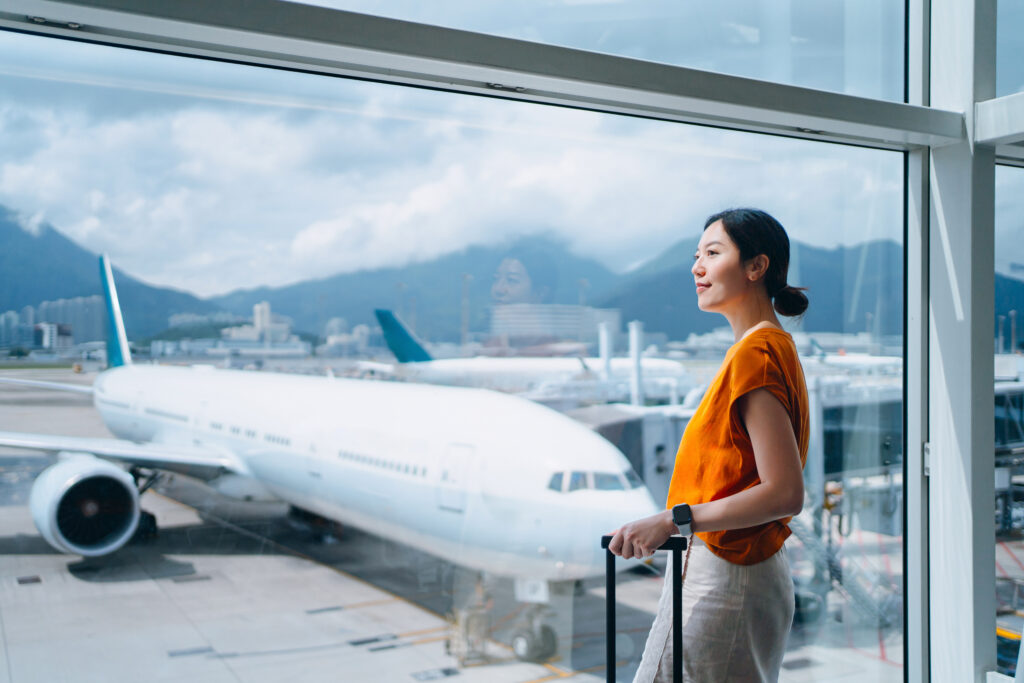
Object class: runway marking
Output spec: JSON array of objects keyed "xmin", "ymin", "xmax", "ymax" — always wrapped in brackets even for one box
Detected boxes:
[
  {"xmin": 997, "ymin": 558, "xmax": 1010, "ymax": 578},
  {"xmin": 1000, "ymin": 541, "xmax": 1024, "ymax": 575}
]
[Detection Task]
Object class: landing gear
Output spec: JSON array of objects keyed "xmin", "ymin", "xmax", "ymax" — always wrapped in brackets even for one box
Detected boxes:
[
  {"xmin": 132, "ymin": 509, "xmax": 158, "ymax": 541},
  {"xmin": 510, "ymin": 604, "xmax": 558, "ymax": 662},
  {"xmin": 129, "ymin": 467, "xmax": 160, "ymax": 542},
  {"xmin": 286, "ymin": 505, "xmax": 343, "ymax": 543}
]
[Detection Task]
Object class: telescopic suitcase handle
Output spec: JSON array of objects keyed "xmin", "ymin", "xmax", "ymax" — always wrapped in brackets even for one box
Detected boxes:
[{"xmin": 600, "ymin": 535, "xmax": 687, "ymax": 683}]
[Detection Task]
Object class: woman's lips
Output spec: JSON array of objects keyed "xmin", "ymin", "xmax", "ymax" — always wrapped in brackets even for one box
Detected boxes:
[{"xmin": 696, "ymin": 283, "xmax": 709, "ymax": 293}]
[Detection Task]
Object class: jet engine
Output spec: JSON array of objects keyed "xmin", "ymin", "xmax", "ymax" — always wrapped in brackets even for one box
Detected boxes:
[{"xmin": 29, "ymin": 455, "xmax": 140, "ymax": 556}]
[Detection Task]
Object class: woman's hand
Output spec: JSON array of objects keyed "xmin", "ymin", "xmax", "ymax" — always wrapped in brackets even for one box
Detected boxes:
[{"xmin": 608, "ymin": 510, "xmax": 676, "ymax": 559}]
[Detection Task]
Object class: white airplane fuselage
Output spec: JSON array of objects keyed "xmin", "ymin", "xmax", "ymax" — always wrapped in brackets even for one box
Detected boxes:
[
  {"xmin": 392, "ymin": 356, "xmax": 690, "ymax": 395},
  {"xmin": 92, "ymin": 364, "xmax": 659, "ymax": 581}
]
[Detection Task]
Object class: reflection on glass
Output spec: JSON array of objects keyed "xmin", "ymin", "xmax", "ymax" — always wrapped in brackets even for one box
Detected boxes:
[
  {"xmin": 291, "ymin": 0, "xmax": 905, "ymax": 101},
  {"xmin": 998, "ymin": 0, "xmax": 1024, "ymax": 96},
  {"xmin": 0, "ymin": 29, "xmax": 904, "ymax": 682},
  {"xmin": 995, "ymin": 165, "xmax": 1024, "ymax": 676}
]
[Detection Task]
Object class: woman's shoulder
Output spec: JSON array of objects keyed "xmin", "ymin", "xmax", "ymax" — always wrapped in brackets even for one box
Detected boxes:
[{"xmin": 729, "ymin": 326, "xmax": 798, "ymax": 372}]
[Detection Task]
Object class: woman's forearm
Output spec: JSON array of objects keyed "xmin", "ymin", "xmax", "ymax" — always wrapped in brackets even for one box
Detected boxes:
[{"xmin": 691, "ymin": 480, "xmax": 802, "ymax": 534}]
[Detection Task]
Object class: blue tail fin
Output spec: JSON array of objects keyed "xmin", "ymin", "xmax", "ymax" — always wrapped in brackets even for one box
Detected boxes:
[
  {"xmin": 374, "ymin": 309, "xmax": 433, "ymax": 363},
  {"xmin": 99, "ymin": 254, "xmax": 132, "ymax": 368}
]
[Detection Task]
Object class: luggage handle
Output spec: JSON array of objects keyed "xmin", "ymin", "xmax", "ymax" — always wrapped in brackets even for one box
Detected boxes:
[{"xmin": 600, "ymin": 535, "xmax": 687, "ymax": 683}]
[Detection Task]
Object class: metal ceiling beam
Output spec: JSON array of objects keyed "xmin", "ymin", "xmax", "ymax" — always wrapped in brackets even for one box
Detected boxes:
[
  {"xmin": 0, "ymin": 0, "xmax": 964, "ymax": 149},
  {"xmin": 976, "ymin": 91, "xmax": 1024, "ymax": 147}
]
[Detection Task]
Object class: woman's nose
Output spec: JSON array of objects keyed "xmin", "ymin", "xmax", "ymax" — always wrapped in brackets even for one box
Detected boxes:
[{"xmin": 691, "ymin": 259, "xmax": 703, "ymax": 276}]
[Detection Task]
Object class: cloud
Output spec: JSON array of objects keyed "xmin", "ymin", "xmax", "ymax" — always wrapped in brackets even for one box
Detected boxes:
[{"xmin": 0, "ymin": 26, "xmax": 928, "ymax": 299}]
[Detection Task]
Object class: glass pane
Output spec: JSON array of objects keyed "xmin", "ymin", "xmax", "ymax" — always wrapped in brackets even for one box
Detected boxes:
[
  {"xmin": 292, "ymin": 0, "xmax": 905, "ymax": 101},
  {"xmin": 0, "ymin": 28, "xmax": 903, "ymax": 682},
  {"xmin": 593, "ymin": 472, "xmax": 625, "ymax": 491},
  {"xmin": 995, "ymin": 164, "xmax": 1024, "ymax": 676},
  {"xmin": 998, "ymin": 0, "xmax": 1024, "ymax": 96}
]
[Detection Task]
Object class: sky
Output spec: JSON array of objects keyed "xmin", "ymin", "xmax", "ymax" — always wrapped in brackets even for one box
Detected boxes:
[{"xmin": 0, "ymin": 5, "xmax": 1021, "ymax": 298}]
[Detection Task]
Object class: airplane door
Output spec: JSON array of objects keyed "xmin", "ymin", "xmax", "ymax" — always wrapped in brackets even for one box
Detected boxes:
[
  {"xmin": 437, "ymin": 443, "xmax": 474, "ymax": 513},
  {"xmin": 192, "ymin": 400, "xmax": 208, "ymax": 444}
]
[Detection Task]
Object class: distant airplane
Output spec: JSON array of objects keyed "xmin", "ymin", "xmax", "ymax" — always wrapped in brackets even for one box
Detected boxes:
[
  {"xmin": 374, "ymin": 309, "xmax": 695, "ymax": 402},
  {"xmin": 0, "ymin": 256, "xmax": 659, "ymax": 662}
]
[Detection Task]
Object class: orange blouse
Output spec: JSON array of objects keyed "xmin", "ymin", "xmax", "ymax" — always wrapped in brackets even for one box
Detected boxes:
[{"xmin": 666, "ymin": 327, "xmax": 809, "ymax": 565}]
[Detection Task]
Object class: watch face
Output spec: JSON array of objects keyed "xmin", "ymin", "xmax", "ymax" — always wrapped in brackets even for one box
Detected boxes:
[{"xmin": 673, "ymin": 504, "xmax": 691, "ymax": 525}]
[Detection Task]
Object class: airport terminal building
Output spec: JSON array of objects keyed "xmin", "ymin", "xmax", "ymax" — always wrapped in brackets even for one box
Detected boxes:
[{"xmin": 0, "ymin": 2, "xmax": 1021, "ymax": 682}]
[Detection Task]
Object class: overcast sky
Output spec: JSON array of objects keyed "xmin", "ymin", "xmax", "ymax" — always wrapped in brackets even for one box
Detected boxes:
[{"xmin": 0, "ymin": 5, "xmax": 1021, "ymax": 297}]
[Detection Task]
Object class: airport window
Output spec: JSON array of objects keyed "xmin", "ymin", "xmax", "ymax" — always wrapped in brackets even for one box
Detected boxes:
[
  {"xmin": 998, "ymin": 0, "xmax": 1024, "ymax": 96},
  {"xmin": 994, "ymin": 165, "xmax": 1024, "ymax": 674},
  {"xmin": 0, "ymin": 14, "xmax": 916, "ymax": 682},
  {"xmin": 301, "ymin": 1, "xmax": 905, "ymax": 101}
]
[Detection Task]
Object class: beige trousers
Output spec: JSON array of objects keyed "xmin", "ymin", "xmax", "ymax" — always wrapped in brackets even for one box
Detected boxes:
[{"xmin": 632, "ymin": 540, "xmax": 794, "ymax": 683}]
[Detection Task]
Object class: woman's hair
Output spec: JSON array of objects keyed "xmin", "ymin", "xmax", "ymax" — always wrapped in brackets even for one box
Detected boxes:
[{"xmin": 703, "ymin": 208, "xmax": 809, "ymax": 317}]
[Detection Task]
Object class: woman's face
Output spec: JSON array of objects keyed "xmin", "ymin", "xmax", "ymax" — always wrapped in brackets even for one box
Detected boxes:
[
  {"xmin": 691, "ymin": 220, "xmax": 763, "ymax": 313},
  {"xmin": 492, "ymin": 258, "xmax": 535, "ymax": 304}
]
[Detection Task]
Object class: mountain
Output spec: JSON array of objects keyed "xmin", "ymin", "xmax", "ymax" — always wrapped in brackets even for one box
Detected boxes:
[
  {"xmin": 208, "ymin": 235, "xmax": 618, "ymax": 341},
  {"xmin": 598, "ymin": 238, "xmax": 907, "ymax": 338},
  {"xmin": 4, "ymin": 202, "xmax": 1022, "ymax": 346},
  {"xmin": 0, "ymin": 207, "xmax": 219, "ymax": 339}
]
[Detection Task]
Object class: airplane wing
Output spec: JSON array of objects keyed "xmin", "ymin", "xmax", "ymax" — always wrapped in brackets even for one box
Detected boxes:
[
  {"xmin": 0, "ymin": 430, "xmax": 242, "ymax": 480},
  {"xmin": 0, "ymin": 376, "xmax": 94, "ymax": 395}
]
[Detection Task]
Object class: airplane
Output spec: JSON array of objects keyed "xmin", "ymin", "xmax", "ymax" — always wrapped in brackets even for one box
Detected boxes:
[
  {"xmin": 373, "ymin": 308, "xmax": 695, "ymax": 402},
  {"xmin": 0, "ymin": 256, "xmax": 660, "ymax": 662}
]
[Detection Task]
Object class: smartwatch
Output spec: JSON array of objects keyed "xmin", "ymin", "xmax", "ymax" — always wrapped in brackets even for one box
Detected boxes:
[{"xmin": 671, "ymin": 503, "xmax": 693, "ymax": 536}]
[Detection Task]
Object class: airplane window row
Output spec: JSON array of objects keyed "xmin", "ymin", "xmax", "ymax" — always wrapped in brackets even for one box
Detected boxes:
[
  {"xmin": 144, "ymin": 407, "xmax": 189, "ymax": 422},
  {"xmin": 547, "ymin": 469, "xmax": 645, "ymax": 493},
  {"xmin": 338, "ymin": 449, "xmax": 427, "ymax": 478},
  {"xmin": 214, "ymin": 422, "xmax": 272, "ymax": 443},
  {"xmin": 265, "ymin": 433, "xmax": 291, "ymax": 446}
]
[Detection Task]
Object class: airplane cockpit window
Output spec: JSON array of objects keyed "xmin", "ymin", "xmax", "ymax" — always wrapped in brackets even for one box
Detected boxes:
[
  {"xmin": 624, "ymin": 469, "xmax": 644, "ymax": 489},
  {"xmin": 567, "ymin": 471, "xmax": 588, "ymax": 492},
  {"xmin": 547, "ymin": 472, "xmax": 563, "ymax": 492},
  {"xmin": 593, "ymin": 472, "xmax": 625, "ymax": 491}
]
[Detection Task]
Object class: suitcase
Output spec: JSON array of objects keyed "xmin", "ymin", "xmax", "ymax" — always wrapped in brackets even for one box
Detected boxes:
[{"xmin": 601, "ymin": 534, "xmax": 688, "ymax": 683}]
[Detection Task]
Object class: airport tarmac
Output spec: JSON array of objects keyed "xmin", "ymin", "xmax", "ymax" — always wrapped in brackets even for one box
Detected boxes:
[{"xmin": 1, "ymin": 367, "xmax": 917, "ymax": 681}]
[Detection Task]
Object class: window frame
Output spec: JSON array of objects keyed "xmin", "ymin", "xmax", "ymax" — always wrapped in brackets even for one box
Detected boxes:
[{"xmin": 2, "ymin": 1, "xmax": 1020, "ymax": 680}]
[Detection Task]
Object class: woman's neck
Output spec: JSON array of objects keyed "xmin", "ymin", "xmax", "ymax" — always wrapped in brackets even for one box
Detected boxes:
[{"xmin": 723, "ymin": 294, "xmax": 783, "ymax": 342}]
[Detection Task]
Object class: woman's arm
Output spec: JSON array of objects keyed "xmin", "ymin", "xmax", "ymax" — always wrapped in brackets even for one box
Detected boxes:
[{"xmin": 608, "ymin": 387, "xmax": 804, "ymax": 559}]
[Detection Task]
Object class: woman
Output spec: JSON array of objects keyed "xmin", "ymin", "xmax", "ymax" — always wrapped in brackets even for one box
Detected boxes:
[{"xmin": 608, "ymin": 208, "xmax": 809, "ymax": 683}]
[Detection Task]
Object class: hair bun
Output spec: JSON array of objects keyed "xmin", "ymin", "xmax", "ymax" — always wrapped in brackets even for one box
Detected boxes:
[{"xmin": 773, "ymin": 285, "xmax": 809, "ymax": 317}]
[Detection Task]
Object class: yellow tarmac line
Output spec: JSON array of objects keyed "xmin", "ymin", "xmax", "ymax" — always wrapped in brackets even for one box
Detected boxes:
[
  {"xmin": 398, "ymin": 626, "xmax": 449, "ymax": 638},
  {"xmin": 997, "ymin": 626, "xmax": 1021, "ymax": 640}
]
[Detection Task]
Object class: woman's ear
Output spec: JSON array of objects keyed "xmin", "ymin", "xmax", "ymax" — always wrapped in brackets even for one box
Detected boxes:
[{"xmin": 747, "ymin": 254, "xmax": 770, "ymax": 282}]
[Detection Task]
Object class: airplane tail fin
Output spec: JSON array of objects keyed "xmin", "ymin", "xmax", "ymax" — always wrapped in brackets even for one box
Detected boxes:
[
  {"xmin": 99, "ymin": 254, "xmax": 132, "ymax": 368},
  {"xmin": 374, "ymin": 309, "xmax": 433, "ymax": 363}
]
